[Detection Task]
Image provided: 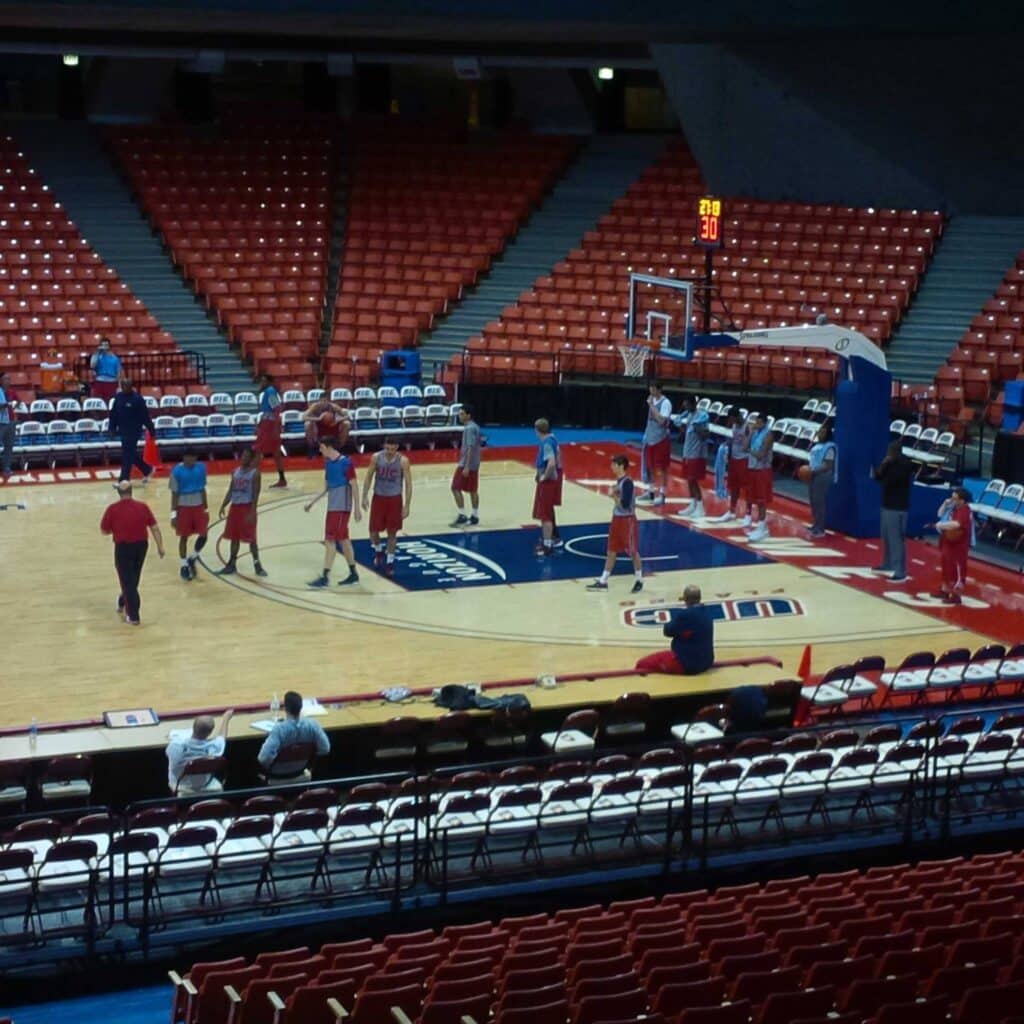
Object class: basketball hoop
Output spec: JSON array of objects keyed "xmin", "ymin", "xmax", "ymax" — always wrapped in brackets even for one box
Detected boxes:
[{"xmin": 617, "ymin": 340, "xmax": 658, "ymax": 378}]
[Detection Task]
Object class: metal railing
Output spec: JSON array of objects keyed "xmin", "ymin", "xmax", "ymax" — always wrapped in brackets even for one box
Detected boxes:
[{"xmin": 74, "ymin": 349, "xmax": 207, "ymax": 388}]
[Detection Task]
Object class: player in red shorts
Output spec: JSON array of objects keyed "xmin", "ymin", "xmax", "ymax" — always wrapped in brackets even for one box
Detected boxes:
[
  {"xmin": 639, "ymin": 382, "xmax": 672, "ymax": 506},
  {"xmin": 931, "ymin": 488, "xmax": 973, "ymax": 605},
  {"xmin": 586, "ymin": 454, "xmax": 643, "ymax": 593},
  {"xmin": 216, "ymin": 448, "xmax": 267, "ymax": 576},
  {"xmin": 678, "ymin": 395, "xmax": 710, "ymax": 519},
  {"xmin": 362, "ymin": 437, "xmax": 412, "ymax": 577},
  {"xmin": 532, "ymin": 417, "xmax": 563, "ymax": 556},
  {"xmin": 304, "ymin": 442, "xmax": 361, "ymax": 588},
  {"xmin": 168, "ymin": 451, "xmax": 209, "ymax": 582},
  {"xmin": 745, "ymin": 412, "xmax": 775, "ymax": 542},
  {"xmin": 255, "ymin": 375, "xmax": 287, "ymax": 489},
  {"xmin": 450, "ymin": 406, "xmax": 482, "ymax": 526},
  {"xmin": 302, "ymin": 398, "xmax": 351, "ymax": 457},
  {"xmin": 712, "ymin": 409, "xmax": 750, "ymax": 524}
]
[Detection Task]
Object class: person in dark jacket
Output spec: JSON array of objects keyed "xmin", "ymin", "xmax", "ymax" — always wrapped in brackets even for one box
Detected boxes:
[
  {"xmin": 872, "ymin": 439, "xmax": 916, "ymax": 583},
  {"xmin": 109, "ymin": 378, "xmax": 155, "ymax": 483},
  {"xmin": 634, "ymin": 584, "xmax": 715, "ymax": 675}
]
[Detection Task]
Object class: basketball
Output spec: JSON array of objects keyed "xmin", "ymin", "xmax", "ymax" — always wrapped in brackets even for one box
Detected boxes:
[
  {"xmin": 797, "ymin": 465, "xmax": 812, "ymax": 483},
  {"xmin": 945, "ymin": 524, "xmax": 963, "ymax": 542},
  {"xmin": 319, "ymin": 410, "xmax": 337, "ymax": 428}
]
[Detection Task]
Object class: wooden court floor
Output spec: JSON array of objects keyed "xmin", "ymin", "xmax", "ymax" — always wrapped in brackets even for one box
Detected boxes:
[{"xmin": 0, "ymin": 445, "xmax": 998, "ymax": 748}]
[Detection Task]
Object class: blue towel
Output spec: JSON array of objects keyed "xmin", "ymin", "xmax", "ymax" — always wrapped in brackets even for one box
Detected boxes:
[
  {"xmin": 714, "ymin": 442, "xmax": 729, "ymax": 500},
  {"xmin": 938, "ymin": 502, "xmax": 977, "ymax": 547}
]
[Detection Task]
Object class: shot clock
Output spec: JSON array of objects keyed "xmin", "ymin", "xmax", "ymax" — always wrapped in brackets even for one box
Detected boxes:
[{"xmin": 697, "ymin": 195, "xmax": 723, "ymax": 248}]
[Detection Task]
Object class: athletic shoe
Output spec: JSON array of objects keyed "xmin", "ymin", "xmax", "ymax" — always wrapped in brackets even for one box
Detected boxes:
[
  {"xmin": 179, "ymin": 565, "xmax": 191, "ymax": 582},
  {"xmin": 534, "ymin": 544, "xmax": 552, "ymax": 557},
  {"xmin": 808, "ymin": 529, "xmax": 826, "ymax": 538},
  {"xmin": 308, "ymin": 576, "xmax": 329, "ymax": 588},
  {"xmin": 637, "ymin": 493, "xmax": 656, "ymax": 503},
  {"xmin": 872, "ymin": 566, "xmax": 892, "ymax": 574},
  {"xmin": 253, "ymin": 563, "xmax": 268, "ymax": 578},
  {"xmin": 216, "ymin": 564, "xmax": 236, "ymax": 576},
  {"xmin": 373, "ymin": 550, "xmax": 385, "ymax": 568},
  {"xmin": 117, "ymin": 595, "xmax": 125, "ymax": 611},
  {"xmin": 679, "ymin": 504, "xmax": 697, "ymax": 518},
  {"xmin": 740, "ymin": 515, "xmax": 752, "ymax": 528},
  {"xmin": 385, "ymin": 562, "xmax": 395, "ymax": 578},
  {"xmin": 551, "ymin": 537, "xmax": 564, "ymax": 549},
  {"xmin": 631, "ymin": 580, "xmax": 644, "ymax": 594},
  {"xmin": 747, "ymin": 525, "xmax": 769, "ymax": 542},
  {"xmin": 450, "ymin": 514, "xmax": 469, "ymax": 526},
  {"xmin": 468, "ymin": 515, "xmax": 479, "ymax": 526},
  {"xmin": 125, "ymin": 618, "xmax": 140, "ymax": 626},
  {"xmin": 889, "ymin": 575, "xmax": 908, "ymax": 583},
  {"xmin": 338, "ymin": 571, "xmax": 359, "ymax": 586},
  {"xmin": 187, "ymin": 555, "xmax": 199, "ymax": 579},
  {"xmin": 586, "ymin": 580, "xmax": 608, "ymax": 591},
  {"xmin": 269, "ymin": 480, "xmax": 288, "ymax": 489},
  {"xmin": 943, "ymin": 593, "xmax": 962, "ymax": 605},
  {"xmin": 930, "ymin": 590, "xmax": 948, "ymax": 600},
  {"xmin": 141, "ymin": 471, "xmax": 154, "ymax": 485},
  {"xmin": 652, "ymin": 495, "xmax": 666, "ymax": 506},
  {"xmin": 715, "ymin": 511, "xmax": 736, "ymax": 522}
]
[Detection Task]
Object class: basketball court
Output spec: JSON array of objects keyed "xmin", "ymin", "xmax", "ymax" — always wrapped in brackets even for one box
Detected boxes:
[{"xmin": 0, "ymin": 440, "xmax": 1008, "ymax": 745}]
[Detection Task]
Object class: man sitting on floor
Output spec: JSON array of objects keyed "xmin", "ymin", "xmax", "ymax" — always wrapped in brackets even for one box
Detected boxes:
[{"xmin": 634, "ymin": 584, "xmax": 715, "ymax": 675}]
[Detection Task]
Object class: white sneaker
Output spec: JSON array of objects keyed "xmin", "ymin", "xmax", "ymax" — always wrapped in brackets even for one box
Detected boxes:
[
  {"xmin": 652, "ymin": 495, "xmax": 666, "ymax": 507},
  {"xmin": 692, "ymin": 502, "xmax": 705, "ymax": 519},
  {"xmin": 740, "ymin": 515, "xmax": 752, "ymax": 527},
  {"xmin": 716, "ymin": 511, "xmax": 736, "ymax": 522},
  {"xmin": 679, "ymin": 502, "xmax": 697, "ymax": 518},
  {"xmin": 747, "ymin": 524, "xmax": 769, "ymax": 542}
]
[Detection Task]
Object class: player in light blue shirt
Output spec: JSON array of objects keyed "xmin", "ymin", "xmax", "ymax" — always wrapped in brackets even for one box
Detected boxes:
[
  {"xmin": 169, "ymin": 452, "xmax": 209, "ymax": 581},
  {"xmin": 678, "ymin": 395, "xmax": 710, "ymax": 519},
  {"xmin": 533, "ymin": 417, "xmax": 563, "ymax": 555},
  {"xmin": 304, "ymin": 442, "xmax": 362, "ymax": 588}
]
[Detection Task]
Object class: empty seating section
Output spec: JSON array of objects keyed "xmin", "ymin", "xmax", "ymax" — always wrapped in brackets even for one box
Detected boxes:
[
  {"xmin": 453, "ymin": 139, "xmax": 943, "ymax": 389},
  {"xmin": 940, "ymin": 249, "xmax": 1024, "ymax": 427},
  {"xmin": 163, "ymin": 849, "xmax": 1024, "ymax": 1024},
  {"xmin": 0, "ymin": 135, "xmax": 183, "ymax": 396},
  {"xmin": 328, "ymin": 128, "xmax": 577, "ymax": 386},
  {"xmin": 109, "ymin": 118, "xmax": 338, "ymax": 391}
]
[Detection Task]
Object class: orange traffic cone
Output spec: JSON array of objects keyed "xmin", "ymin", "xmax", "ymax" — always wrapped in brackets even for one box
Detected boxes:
[
  {"xmin": 797, "ymin": 643, "xmax": 812, "ymax": 683},
  {"xmin": 143, "ymin": 430, "xmax": 163, "ymax": 474}
]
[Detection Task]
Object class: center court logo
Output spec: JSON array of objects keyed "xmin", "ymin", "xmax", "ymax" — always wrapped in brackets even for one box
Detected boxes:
[
  {"xmin": 624, "ymin": 597, "xmax": 805, "ymax": 628},
  {"xmin": 397, "ymin": 538, "xmax": 507, "ymax": 586}
]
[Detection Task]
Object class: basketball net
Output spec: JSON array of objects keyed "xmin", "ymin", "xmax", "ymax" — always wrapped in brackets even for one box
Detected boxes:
[{"xmin": 617, "ymin": 343, "xmax": 653, "ymax": 378}]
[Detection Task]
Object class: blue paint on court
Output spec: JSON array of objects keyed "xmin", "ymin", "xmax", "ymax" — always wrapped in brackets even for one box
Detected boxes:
[{"xmin": 354, "ymin": 518, "xmax": 772, "ymax": 591}]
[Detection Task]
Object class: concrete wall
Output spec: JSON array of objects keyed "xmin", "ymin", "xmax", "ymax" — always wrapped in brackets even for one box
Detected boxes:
[{"xmin": 653, "ymin": 37, "xmax": 1024, "ymax": 214}]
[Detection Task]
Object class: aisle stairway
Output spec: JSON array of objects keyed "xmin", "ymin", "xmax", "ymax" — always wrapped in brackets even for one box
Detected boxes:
[
  {"xmin": 9, "ymin": 120, "xmax": 255, "ymax": 392},
  {"xmin": 417, "ymin": 134, "xmax": 666, "ymax": 377},
  {"xmin": 886, "ymin": 216, "xmax": 1024, "ymax": 384}
]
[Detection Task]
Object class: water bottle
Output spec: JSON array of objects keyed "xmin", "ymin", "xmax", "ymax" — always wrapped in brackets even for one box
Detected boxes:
[
  {"xmin": 270, "ymin": 693, "xmax": 280, "ymax": 720},
  {"xmin": 28, "ymin": 717, "xmax": 38, "ymax": 751}
]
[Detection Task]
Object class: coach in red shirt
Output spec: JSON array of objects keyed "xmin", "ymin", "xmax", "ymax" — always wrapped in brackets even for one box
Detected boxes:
[{"xmin": 100, "ymin": 480, "xmax": 164, "ymax": 625}]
